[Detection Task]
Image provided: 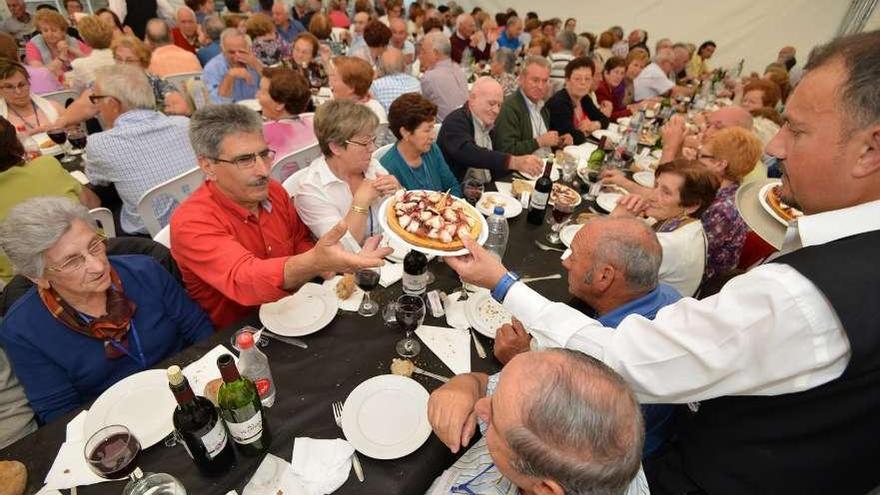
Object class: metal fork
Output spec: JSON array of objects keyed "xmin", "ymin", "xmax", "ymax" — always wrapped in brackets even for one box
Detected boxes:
[{"xmin": 332, "ymin": 401, "xmax": 365, "ymax": 482}]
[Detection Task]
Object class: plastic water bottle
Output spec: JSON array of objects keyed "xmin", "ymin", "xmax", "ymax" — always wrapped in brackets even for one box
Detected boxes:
[
  {"xmin": 484, "ymin": 206, "xmax": 509, "ymax": 260},
  {"xmin": 236, "ymin": 332, "xmax": 276, "ymax": 408}
]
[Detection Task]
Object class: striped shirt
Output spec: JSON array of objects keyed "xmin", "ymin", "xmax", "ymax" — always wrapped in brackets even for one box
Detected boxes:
[{"xmin": 370, "ymin": 73, "xmax": 422, "ymax": 113}]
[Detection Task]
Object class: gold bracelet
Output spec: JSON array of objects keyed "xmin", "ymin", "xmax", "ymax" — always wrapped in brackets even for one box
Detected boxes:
[{"xmin": 351, "ymin": 204, "xmax": 369, "ymax": 214}]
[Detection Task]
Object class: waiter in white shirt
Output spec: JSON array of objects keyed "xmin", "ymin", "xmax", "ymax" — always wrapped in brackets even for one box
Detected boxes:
[{"xmin": 446, "ymin": 30, "xmax": 880, "ymax": 495}]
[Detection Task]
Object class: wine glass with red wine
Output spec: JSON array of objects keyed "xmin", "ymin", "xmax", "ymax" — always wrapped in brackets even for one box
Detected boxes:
[
  {"xmin": 68, "ymin": 128, "xmax": 87, "ymax": 157},
  {"xmin": 355, "ymin": 267, "xmax": 381, "ymax": 317},
  {"xmin": 461, "ymin": 179, "xmax": 484, "ymax": 206},
  {"xmin": 46, "ymin": 127, "xmax": 72, "ymax": 163},
  {"xmin": 84, "ymin": 424, "xmax": 142, "ymax": 480},
  {"xmin": 547, "ymin": 201, "xmax": 574, "ymax": 244},
  {"xmin": 395, "ymin": 294, "xmax": 425, "ymax": 358}
]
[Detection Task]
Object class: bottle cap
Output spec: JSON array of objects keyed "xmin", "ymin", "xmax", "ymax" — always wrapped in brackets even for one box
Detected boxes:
[
  {"xmin": 237, "ymin": 331, "xmax": 255, "ymax": 350},
  {"xmin": 493, "ymin": 206, "xmax": 505, "ymax": 216},
  {"xmin": 166, "ymin": 365, "xmax": 184, "ymax": 386}
]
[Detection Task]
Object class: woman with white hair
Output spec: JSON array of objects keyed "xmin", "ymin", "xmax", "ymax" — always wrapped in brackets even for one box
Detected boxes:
[
  {"xmin": 489, "ymin": 48, "xmax": 517, "ymax": 97},
  {"xmin": 0, "ymin": 197, "xmax": 213, "ymax": 424}
]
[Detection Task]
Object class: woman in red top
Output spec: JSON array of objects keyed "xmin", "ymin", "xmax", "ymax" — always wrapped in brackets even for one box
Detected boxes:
[{"xmin": 595, "ymin": 56, "xmax": 632, "ymax": 120}]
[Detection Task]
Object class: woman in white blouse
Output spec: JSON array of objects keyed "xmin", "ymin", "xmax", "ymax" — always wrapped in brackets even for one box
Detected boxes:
[
  {"xmin": 292, "ymin": 99, "xmax": 400, "ymax": 251},
  {"xmin": 613, "ymin": 159, "xmax": 719, "ymax": 296}
]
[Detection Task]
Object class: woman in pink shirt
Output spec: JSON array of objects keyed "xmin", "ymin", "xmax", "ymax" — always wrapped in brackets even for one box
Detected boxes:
[
  {"xmin": 327, "ymin": 0, "xmax": 351, "ymax": 28},
  {"xmin": 257, "ymin": 67, "xmax": 317, "ymax": 181},
  {"xmin": 24, "ymin": 9, "xmax": 91, "ymax": 79}
]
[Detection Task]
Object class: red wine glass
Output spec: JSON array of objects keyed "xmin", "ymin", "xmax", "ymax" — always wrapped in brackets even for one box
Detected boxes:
[{"xmin": 84, "ymin": 424, "xmax": 142, "ymax": 481}]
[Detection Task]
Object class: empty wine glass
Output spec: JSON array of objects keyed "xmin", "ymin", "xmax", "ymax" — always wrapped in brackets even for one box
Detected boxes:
[
  {"xmin": 354, "ymin": 267, "xmax": 381, "ymax": 317},
  {"xmin": 395, "ymin": 294, "xmax": 425, "ymax": 358}
]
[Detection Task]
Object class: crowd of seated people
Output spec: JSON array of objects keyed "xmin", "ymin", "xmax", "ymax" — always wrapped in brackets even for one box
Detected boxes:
[{"xmin": 4, "ymin": 4, "xmax": 879, "ymax": 495}]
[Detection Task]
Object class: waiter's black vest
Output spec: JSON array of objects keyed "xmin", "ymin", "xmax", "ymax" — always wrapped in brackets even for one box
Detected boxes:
[
  {"xmin": 123, "ymin": 0, "xmax": 157, "ymax": 39},
  {"xmin": 678, "ymin": 230, "xmax": 880, "ymax": 495}
]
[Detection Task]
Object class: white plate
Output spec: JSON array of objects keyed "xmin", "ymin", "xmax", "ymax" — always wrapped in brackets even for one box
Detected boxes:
[
  {"xmin": 559, "ymin": 224, "xmax": 583, "ymax": 248},
  {"xmin": 633, "ymin": 171, "xmax": 655, "ymax": 188},
  {"xmin": 84, "ymin": 369, "xmax": 176, "ymax": 449},
  {"xmin": 592, "ymin": 129, "xmax": 622, "ymax": 143},
  {"xmin": 464, "ymin": 290, "xmax": 512, "ymax": 339},
  {"xmin": 757, "ymin": 181, "xmax": 801, "ymax": 226},
  {"xmin": 596, "ymin": 192, "xmax": 623, "ymax": 213},
  {"xmin": 259, "ymin": 283, "xmax": 338, "ymax": 337},
  {"xmin": 341, "ymin": 374, "xmax": 431, "ymax": 459},
  {"xmin": 381, "ymin": 236, "xmax": 410, "ymax": 263},
  {"xmin": 377, "ymin": 191, "xmax": 489, "ymax": 257},
  {"xmin": 237, "ymin": 99, "xmax": 261, "ymax": 112},
  {"xmin": 476, "ymin": 192, "xmax": 522, "ymax": 218},
  {"xmin": 563, "ymin": 143, "xmax": 597, "ymax": 163}
]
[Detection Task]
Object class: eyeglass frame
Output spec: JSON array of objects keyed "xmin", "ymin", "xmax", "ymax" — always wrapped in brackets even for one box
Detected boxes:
[
  {"xmin": 345, "ymin": 136, "xmax": 377, "ymax": 149},
  {"xmin": 88, "ymin": 94, "xmax": 115, "ymax": 105},
  {"xmin": 45, "ymin": 232, "xmax": 109, "ymax": 273},
  {"xmin": 208, "ymin": 148, "xmax": 276, "ymax": 169}
]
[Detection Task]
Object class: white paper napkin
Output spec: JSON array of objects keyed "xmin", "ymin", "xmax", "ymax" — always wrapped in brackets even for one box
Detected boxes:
[
  {"xmin": 379, "ymin": 262, "xmax": 404, "ymax": 287},
  {"xmin": 291, "ymin": 437, "xmax": 354, "ymax": 495},
  {"xmin": 242, "ymin": 454, "xmax": 304, "ymax": 495},
  {"xmin": 322, "ymin": 276, "xmax": 365, "ymax": 312},
  {"xmin": 443, "ymin": 292, "xmax": 469, "ymax": 330},
  {"xmin": 43, "ymin": 411, "xmax": 106, "ymax": 490},
  {"xmin": 183, "ymin": 344, "xmax": 236, "ymax": 397},
  {"xmin": 69, "ymin": 170, "xmax": 89, "ymax": 185},
  {"xmin": 415, "ymin": 325, "xmax": 471, "ymax": 375}
]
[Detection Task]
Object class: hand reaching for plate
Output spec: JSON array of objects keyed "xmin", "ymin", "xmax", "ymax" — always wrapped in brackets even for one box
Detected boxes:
[{"xmin": 510, "ymin": 154, "xmax": 544, "ymax": 177}]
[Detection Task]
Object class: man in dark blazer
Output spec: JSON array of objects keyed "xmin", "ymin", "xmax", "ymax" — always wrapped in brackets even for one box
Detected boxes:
[{"xmin": 438, "ymin": 77, "xmax": 545, "ymax": 180}]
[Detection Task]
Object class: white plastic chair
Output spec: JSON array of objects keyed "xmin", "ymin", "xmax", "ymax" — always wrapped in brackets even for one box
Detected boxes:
[
  {"xmin": 136, "ymin": 167, "xmax": 204, "ymax": 236},
  {"xmin": 89, "ymin": 207, "xmax": 116, "ymax": 238},
  {"xmin": 163, "ymin": 72, "xmax": 204, "ymax": 91},
  {"xmin": 153, "ymin": 224, "xmax": 171, "ymax": 248},
  {"xmin": 372, "ymin": 142, "xmax": 394, "ymax": 160},
  {"xmin": 271, "ymin": 142, "xmax": 322, "ymax": 182},
  {"xmin": 41, "ymin": 89, "xmax": 79, "ymax": 107},
  {"xmin": 282, "ymin": 167, "xmax": 311, "ymax": 197}
]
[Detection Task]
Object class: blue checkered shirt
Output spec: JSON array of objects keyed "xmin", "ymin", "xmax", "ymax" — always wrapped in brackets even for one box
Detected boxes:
[
  {"xmin": 85, "ymin": 110, "xmax": 198, "ymax": 234},
  {"xmin": 370, "ymin": 73, "xmax": 422, "ymax": 113}
]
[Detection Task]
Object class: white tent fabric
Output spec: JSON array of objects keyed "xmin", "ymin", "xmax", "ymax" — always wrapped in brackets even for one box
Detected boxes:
[{"xmin": 456, "ymin": 0, "xmax": 852, "ymax": 75}]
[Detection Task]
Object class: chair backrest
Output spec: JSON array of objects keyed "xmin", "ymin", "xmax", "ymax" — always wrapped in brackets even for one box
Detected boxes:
[
  {"xmin": 89, "ymin": 207, "xmax": 116, "ymax": 238},
  {"xmin": 153, "ymin": 224, "xmax": 171, "ymax": 248},
  {"xmin": 282, "ymin": 166, "xmax": 311, "ymax": 197},
  {"xmin": 372, "ymin": 142, "xmax": 394, "ymax": 161},
  {"xmin": 270, "ymin": 142, "xmax": 322, "ymax": 182},
  {"xmin": 163, "ymin": 72, "xmax": 204, "ymax": 91},
  {"xmin": 136, "ymin": 167, "xmax": 204, "ymax": 236},
  {"xmin": 433, "ymin": 122, "xmax": 442, "ymax": 136},
  {"xmin": 41, "ymin": 89, "xmax": 79, "ymax": 107}
]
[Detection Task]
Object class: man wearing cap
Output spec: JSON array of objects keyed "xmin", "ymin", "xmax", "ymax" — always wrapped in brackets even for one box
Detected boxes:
[{"xmin": 446, "ymin": 30, "xmax": 880, "ymax": 494}]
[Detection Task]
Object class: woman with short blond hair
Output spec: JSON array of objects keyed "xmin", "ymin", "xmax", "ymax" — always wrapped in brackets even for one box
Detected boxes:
[
  {"xmin": 66, "ymin": 15, "xmax": 115, "ymax": 90},
  {"xmin": 24, "ymin": 9, "xmax": 91, "ymax": 77}
]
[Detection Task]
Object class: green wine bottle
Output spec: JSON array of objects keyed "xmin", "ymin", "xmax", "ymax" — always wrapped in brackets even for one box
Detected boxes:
[
  {"xmin": 215, "ymin": 354, "xmax": 271, "ymax": 457},
  {"xmin": 587, "ymin": 136, "xmax": 607, "ymax": 170}
]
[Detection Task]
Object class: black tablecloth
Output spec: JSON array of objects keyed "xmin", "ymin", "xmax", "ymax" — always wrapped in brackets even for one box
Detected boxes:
[{"xmin": 1, "ymin": 199, "xmax": 580, "ymax": 495}]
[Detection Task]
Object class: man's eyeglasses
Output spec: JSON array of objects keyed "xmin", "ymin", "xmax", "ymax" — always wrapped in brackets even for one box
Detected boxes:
[
  {"xmin": 345, "ymin": 136, "xmax": 377, "ymax": 149},
  {"xmin": 46, "ymin": 234, "xmax": 108, "ymax": 273},
  {"xmin": 210, "ymin": 148, "xmax": 276, "ymax": 169},
  {"xmin": 0, "ymin": 81, "xmax": 29, "ymax": 92},
  {"xmin": 89, "ymin": 94, "xmax": 114, "ymax": 104}
]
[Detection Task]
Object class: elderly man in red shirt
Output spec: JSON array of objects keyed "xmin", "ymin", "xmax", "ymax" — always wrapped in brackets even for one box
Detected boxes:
[{"xmin": 171, "ymin": 104, "xmax": 391, "ymax": 328}]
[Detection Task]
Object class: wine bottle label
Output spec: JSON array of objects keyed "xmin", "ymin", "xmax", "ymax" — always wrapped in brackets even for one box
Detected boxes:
[
  {"xmin": 225, "ymin": 411, "xmax": 264, "ymax": 445},
  {"xmin": 530, "ymin": 191, "xmax": 549, "ymax": 210},
  {"xmin": 201, "ymin": 420, "xmax": 229, "ymax": 459}
]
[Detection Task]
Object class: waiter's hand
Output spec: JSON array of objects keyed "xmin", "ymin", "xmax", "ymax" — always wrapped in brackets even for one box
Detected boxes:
[{"xmin": 445, "ymin": 236, "xmax": 507, "ymax": 289}]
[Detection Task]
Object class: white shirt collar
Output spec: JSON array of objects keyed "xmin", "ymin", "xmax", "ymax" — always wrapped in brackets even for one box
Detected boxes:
[{"xmin": 795, "ymin": 199, "xmax": 880, "ymax": 248}]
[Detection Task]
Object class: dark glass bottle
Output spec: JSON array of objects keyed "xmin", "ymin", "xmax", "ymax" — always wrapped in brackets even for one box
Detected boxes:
[
  {"xmin": 402, "ymin": 250, "xmax": 428, "ymax": 295},
  {"xmin": 215, "ymin": 354, "xmax": 271, "ymax": 457},
  {"xmin": 527, "ymin": 159, "xmax": 554, "ymax": 225},
  {"xmin": 167, "ymin": 365, "xmax": 236, "ymax": 476}
]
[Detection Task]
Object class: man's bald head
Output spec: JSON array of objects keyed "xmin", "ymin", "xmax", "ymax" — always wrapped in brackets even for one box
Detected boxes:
[
  {"xmin": 566, "ymin": 217, "xmax": 662, "ymax": 307},
  {"xmin": 468, "ymin": 76, "xmax": 504, "ymax": 126},
  {"xmin": 706, "ymin": 106, "xmax": 754, "ymax": 140},
  {"xmin": 494, "ymin": 349, "xmax": 644, "ymax": 494},
  {"xmin": 377, "ymin": 47, "xmax": 406, "ymax": 76},
  {"xmin": 456, "ymin": 13, "xmax": 475, "ymax": 37},
  {"xmin": 145, "ymin": 18, "xmax": 172, "ymax": 46}
]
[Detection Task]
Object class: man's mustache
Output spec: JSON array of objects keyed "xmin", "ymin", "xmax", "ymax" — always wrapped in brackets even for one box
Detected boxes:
[{"xmin": 248, "ymin": 176, "xmax": 269, "ymax": 187}]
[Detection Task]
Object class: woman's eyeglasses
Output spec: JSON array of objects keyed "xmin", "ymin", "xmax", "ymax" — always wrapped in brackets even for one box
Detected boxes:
[{"xmin": 46, "ymin": 234, "xmax": 108, "ymax": 273}]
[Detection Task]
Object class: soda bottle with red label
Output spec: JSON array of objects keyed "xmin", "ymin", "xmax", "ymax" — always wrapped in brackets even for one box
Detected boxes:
[{"xmin": 236, "ymin": 331, "xmax": 276, "ymax": 408}]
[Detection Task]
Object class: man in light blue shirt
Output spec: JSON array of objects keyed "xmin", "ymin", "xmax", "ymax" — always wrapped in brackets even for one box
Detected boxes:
[
  {"xmin": 203, "ymin": 28, "xmax": 262, "ymax": 103},
  {"xmin": 370, "ymin": 48, "xmax": 421, "ymax": 112},
  {"xmin": 85, "ymin": 65, "xmax": 198, "ymax": 234}
]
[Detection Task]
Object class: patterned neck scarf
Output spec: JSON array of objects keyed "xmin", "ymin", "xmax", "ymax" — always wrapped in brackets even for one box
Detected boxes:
[{"xmin": 38, "ymin": 268, "xmax": 137, "ymax": 360}]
